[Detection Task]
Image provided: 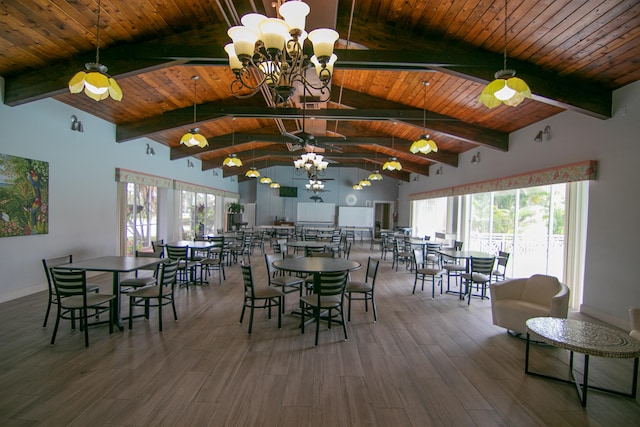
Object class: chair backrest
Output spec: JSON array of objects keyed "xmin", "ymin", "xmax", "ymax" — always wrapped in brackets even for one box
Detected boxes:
[
  {"xmin": 454, "ymin": 240, "xmax": 463, "ymax": 250},
  {"xmin": 42, "ymin": 255, "xmax": 73, "ymax": 293},
  {"xmin": 305, "ymin": 246, "xmax": 326, "ymax": 256},
  {"xmin": 413, "ymin": 249, "xmax": 424, "ymax": 269},
  {"xmin": 240, "ymin": 263, "xmax": 256, "ymax": 299},
  {"xmin": 309, "ymin": 251, "xmax": 333, "ymax": 258},
  {"xmin": 151, "ymin": 240, "xmax": 164, "ymax": 256},
  {"xmin": 165, "ymin": 245, "xmax": 189, "ymax": 261},
  {"xmin": 50, "ymin": 268, "xmax": 87, "ymax": 298},
  {"xmin": 316, "ymin": 270, "xmax": 348, "ymax": 298},
  {"xmin": 365, "ymin": 257, "xmax": 380, "ymax": 286},
  {"xmin": 470, "ymin": 256, "xmax": 496, "ymax": 275},
  {"xmin": 158, "ymin": 260, "xmax": 179, "ymax": 290},
  {"xmin": 497, "ymin": 251, "xmax": 510, "ymax": 267},
  {"xmin": 425, "ymin": 242, "xmax": 442, "ymax": 255},
  {"xmin": 265, "ymin": 254, "xmax": 278, "ymax": 275}
]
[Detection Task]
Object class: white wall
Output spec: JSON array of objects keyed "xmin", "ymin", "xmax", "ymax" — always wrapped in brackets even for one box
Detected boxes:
[
  {"xmin": 253, "ymin": 165, "xmax": 399, "ymax": 226},
  {"xmin": 0, "ymin": 78, "xmax": 237, "ymax": 302},
  {"xmin": 399, "ymin": 80, "xmax": 640, "ymax": 328}
]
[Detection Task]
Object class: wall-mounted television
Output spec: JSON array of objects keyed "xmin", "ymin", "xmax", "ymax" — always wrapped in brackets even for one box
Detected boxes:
[{"xmin": 279, "ymin": 186, "xmax": 298, "ymax": 198}]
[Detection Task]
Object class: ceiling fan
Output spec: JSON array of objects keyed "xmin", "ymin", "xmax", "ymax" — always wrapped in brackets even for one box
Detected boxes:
[{"xmin": 282, "ymin": 92, "xmax": 342, "ymax": 153}]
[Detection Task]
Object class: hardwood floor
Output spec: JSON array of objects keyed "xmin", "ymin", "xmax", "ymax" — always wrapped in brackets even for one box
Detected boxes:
[{"xmin": 1, "ymin": 244, "xmax": 639, "ymax": 426}]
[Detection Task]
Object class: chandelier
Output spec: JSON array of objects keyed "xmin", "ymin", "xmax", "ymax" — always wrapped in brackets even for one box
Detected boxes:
[
  {"xmin": 294, "ymin": 152, "xmax": 328, "ymax": 178},
  {"xmin": 225, "ymin": 1, "xmax": 339, "ymax": 105},
  {"xmin": 306, "ymin": 179, "xmax": 324, "ymax": 193},
  {"xmin": 68, "ymin": 0, "xmax": 122, "ymax": 101},
  {"xmin": 478, "ymin": 0, "xmax": 531, "ymax": 108}
]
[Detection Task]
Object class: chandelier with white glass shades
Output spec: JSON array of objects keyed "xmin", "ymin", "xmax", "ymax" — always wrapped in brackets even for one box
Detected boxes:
[
  {"xmin": 306, "ymin": 179, "xmax": 324, "ymax": 193},
  {"xmin": 225, "ymin": 1, "xmax": 339, "ymax": 105},
  {"xmin": 294, "ymin": 152, "xmax": 328, "ymax": 178}
]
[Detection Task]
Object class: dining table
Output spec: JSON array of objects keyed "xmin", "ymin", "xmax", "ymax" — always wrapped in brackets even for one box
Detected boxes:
[
  {"xmin": 272, "ymin": 257, "xmax": 361, "ymax": 320},
  {"xmin": 56, "ymin": 255, "xmax": 164, "ymax": 329}
]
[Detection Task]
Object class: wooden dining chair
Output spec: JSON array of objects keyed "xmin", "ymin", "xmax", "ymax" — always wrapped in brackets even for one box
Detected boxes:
[
  {"xmin": 300, "ymin": 270, "xmax": 349, "ymax": 346},
  {"xmin": 265, "ymin": 254, "xmax": 304, "ymax": 313},
  {"xmin": 128, "ymin": 260, "xmax": 179, "ymax": 332},
  {"xmin": 42, "ymin": 255, "xmax": 100, "ymax": 328},
  {"xmin": 412, "ymin": 249, "xmax": 444, "ymax": 299},
  {"xmin": 49, "ymin": 268, "xmax": 115, "ymax": 347},
  {"xmin": 240, "ymin": 262, "xmax": 283, "ymax": 334},
  {"xmin": 346, "ymin": 257, "xmax": 380, "ymax": 322},
  {"xmin": 461, "ymin": 256, "xmax": 496, "ymax": 305},
  {"xmin": 165, "ymin": 245, "xmax": 197, "ymax": 286}
]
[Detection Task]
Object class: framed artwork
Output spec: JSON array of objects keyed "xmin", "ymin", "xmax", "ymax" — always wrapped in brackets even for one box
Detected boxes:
[{"xmin": 0, "ymin": 153, "xmax": 49, "ymax": 237}]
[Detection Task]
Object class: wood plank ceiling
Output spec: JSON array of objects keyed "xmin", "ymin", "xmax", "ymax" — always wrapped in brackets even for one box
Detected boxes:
[{"xmin": 1, "ymin": 0, "xmax": 638, "ymax": 181}]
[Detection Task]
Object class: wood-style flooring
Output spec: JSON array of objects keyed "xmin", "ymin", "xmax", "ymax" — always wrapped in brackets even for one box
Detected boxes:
[{"xmin": 1, "ymin": 244, "xmax": 639, "ymax": 426}]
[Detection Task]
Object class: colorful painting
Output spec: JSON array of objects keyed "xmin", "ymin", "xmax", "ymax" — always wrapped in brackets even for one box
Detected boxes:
[{"xmin": 0, "ymin": 153, "xmax": 48, "ymax": 237}]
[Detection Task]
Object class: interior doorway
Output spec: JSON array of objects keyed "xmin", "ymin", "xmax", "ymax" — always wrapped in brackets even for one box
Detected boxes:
[{"xmin": 374, "ymin": 201, "xmax": 393, "ymax": 231}]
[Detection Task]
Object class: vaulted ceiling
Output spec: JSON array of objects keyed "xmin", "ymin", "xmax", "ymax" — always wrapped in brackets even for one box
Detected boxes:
[{"xmin": 2, "ymin": 0, "xmax": 638, "ymax": 182}]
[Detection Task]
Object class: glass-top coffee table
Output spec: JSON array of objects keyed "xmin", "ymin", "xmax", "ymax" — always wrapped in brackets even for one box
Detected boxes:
[{"xmin": 525, "ymin": 317, "xmax": 640, "ymax": 407}]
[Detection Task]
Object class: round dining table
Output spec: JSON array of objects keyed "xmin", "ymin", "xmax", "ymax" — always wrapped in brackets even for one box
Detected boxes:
[{"xmin": 272, "ymin": 257, "xmax": 360, "ymax": 293}]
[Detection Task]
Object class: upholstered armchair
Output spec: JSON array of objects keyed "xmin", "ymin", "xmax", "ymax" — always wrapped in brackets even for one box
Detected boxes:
[
  {"xmin": 490, "ymin": 274, "xmax": 570, "ymax": 335},
  {"xmin": 630, "ymin": 307, "xmax": 640, "ymax": 340}
]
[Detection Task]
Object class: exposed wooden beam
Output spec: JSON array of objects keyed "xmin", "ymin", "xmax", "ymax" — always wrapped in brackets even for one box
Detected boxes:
[{"xmin": 3, "ymin": 22, "xmax": 610, "ymax": 119}]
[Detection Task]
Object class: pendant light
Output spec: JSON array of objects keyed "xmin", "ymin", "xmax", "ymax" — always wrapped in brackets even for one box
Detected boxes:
[
  {"xmin": 180, "ymin": 76, "xmax": 209, "ymax": 148},
  {"xmin": 68, "ymin": 0, "xmax": 122, "ymax": 101},
  {"xmin": 410, "ymin": 81, "xmax": 438, "ymax": 155},
  {"xmin": 383, "ymin": 122, "xmax": 402, "ymax": 171},
  {"xmin": 245, "ymin": 149, "xmax": 260, "ymax": 178},
  {"xmin": 223, "ymin": 118, "xmax": 243, "ymax": 167},
  {"xmin": 478, "ymin": 0, "xmax": 531, "ymax": 108},
  {"xmin": 368, "ymin": 151, "xmax": 383, "ymax": 181}
]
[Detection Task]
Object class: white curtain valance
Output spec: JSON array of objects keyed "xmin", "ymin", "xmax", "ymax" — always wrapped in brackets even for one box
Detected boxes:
[
  {"xmin": 115, "ymin": 168, "xmax": 172, "ymax": 188},
  {"xmin": 173, "ymin": 179, "xmax": 239, "ymax": 198},
  {"xmin": 409, "ymin": 160, "xmax": 597, "ymax": 201}
]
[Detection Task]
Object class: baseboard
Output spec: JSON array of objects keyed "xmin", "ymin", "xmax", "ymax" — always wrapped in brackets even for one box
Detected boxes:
[
  {"xmin": 0, "ymin": 283, "xmax": 46, "ymax": 304},
  {"xmin": 580, "ymin": 303, "xmax": 630, "ymax": 331}
]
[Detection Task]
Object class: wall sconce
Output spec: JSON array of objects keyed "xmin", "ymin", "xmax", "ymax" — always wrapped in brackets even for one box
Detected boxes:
[
  {"xmin": 534, "ymin": 125, "xmax": 551, "ymax": 142},
  {"xmin": 471, "ymin": 152, "xmax": 481, "ymax": 164},
  {"xmin": 187, "ymin": 159, "xmax": 194, "ymax": 168},
  {"xmin": 212, "ymin": 169, "xmax": 219, "ymax": 176},
  {"xmin": 435, "ymin": 166, "xmax": 443, "ymax": 175},
  {"xmin": 146, "ymin": 143, "xmax": 155, "ymax": 156},
  {"xmin": 70, "ymin": 115, "xmax": 84, "ymax": 132}
]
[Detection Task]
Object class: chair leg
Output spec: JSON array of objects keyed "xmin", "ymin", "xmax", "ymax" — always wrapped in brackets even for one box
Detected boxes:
[
  {"xmin": 248, "ymin": 302, "xmax": 254, "ymax": 334},
  {"xmin": 129, "ymin": 298, "xmax": 134, "ymax": 330},
  {"xmin": 50, "ymin": 306, "xmax": 61, "ymax": 345},
  {"xmin": 158, "ymin": 299, "xmax": 163, "ymax": 332},
  {"xmin": 347, "ymin": 293, "xmax": 352, "ymax": 321},
  {"xmin": 83, "ymin": 309, "xmax": 90, "ymax": 347},
  {"xmin": 341, "ymin": 305, "xmax": 348, "ymax": 341},
  {"xmin": 371, "ymin": 295, "xmax": 377, "ymax": 322},
  {"xmin": 314, "ymin": 307, "xmax": 320, "ymax": 346},
  {"xmin": 277, "ymin": 297, "xmax": 282, "ymax": 329},
  {"xmin": 43, "ymin": 297, "xmax": 52, "ymax": 327}
]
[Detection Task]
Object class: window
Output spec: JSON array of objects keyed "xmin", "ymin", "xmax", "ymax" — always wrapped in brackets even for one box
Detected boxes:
[
  {"xmin": 125, "ymin": 183, "xmax": 157, "ymax": 255},
  {"xmin": 180, "ymin": 190, "xmax": 215, "ymax": 239},
  {"xmin": 411, "ymin": 197, "xmax": 447, "ymax": 239},
  {"xmin": 466, "ymin": 184, "xmax": 566, "ymax": 279}
]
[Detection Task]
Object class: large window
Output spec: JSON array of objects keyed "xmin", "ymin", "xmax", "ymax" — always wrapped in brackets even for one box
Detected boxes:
[
  {"xmin": 466, "ymin": 184, "xmax": 566, "ymax": 279},
  {"xmin": 411, "ymin": 197, "xmax": 447, "ymax": 238},
  {"xmin": 180, "ymin": 190, "xmax": 215, "ymax": 239},
  {"xmin": 125, "ymin": 183, "xmax": 157, "ymax": 255}
]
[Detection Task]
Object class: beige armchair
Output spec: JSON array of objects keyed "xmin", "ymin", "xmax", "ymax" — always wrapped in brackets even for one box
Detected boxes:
[
  {"xmin": 490, "ymin": 274, "xmax": 570, "ymax": 335},
  {"xmin": 630, "ymin": 308, "xmax": 640, "ymax": 340}
]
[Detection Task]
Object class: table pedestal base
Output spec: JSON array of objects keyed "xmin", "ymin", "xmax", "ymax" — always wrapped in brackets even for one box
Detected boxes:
[{"xmin": 525, "ymin": 332, "xmax": 639, "ymax": 407}]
